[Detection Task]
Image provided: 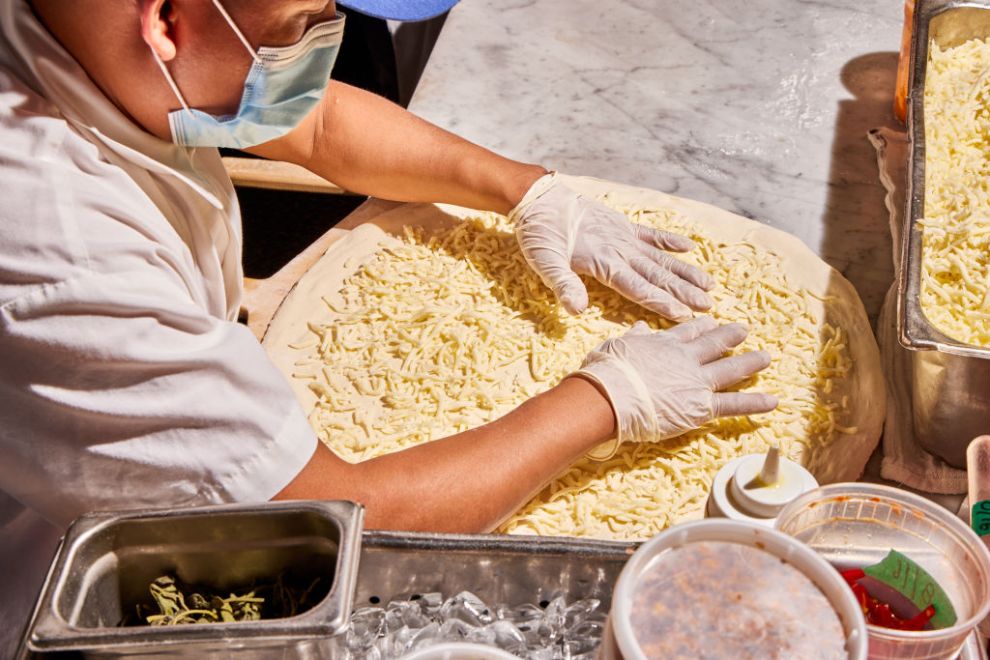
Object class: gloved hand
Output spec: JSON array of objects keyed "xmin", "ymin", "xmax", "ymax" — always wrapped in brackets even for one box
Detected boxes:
[
  {"xmin": 575, "ymin": 318, "xmax": 778, "ymax": 459},
  {"xmin": 509, "ymin": 173, "xmax": 714, "ymax": 321}
]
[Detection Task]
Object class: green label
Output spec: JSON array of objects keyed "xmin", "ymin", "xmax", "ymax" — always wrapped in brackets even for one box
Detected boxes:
[
  {"xmin": 973, "ymin": 500, "xmax": 990, "ymax": 537},
  {"xmin": 863, "ymin": 549, "xmax": 958, "ymax": 629}
]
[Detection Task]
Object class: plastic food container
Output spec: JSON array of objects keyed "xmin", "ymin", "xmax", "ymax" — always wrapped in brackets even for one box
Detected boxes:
[
  {"xmin": 600, "ymin": 519, "xmax": 868, "ymax": 660},
  {"xmin": 399, "ymin": 642, "xmax": 518, "ymax": 659},
  {"xmin": 775, "ymin": 483, "xmax": 990, "ymax": 660}
]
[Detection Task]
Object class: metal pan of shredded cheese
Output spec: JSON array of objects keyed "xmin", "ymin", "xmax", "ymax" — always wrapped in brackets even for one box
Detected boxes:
[
  {"xmin": 902, "ymin": 0, "xmax": 990, "ymax": 356},
  {"xmin": 263, "ymin": 176, "xmax": 885, "ymax": 541},
  {"xmin": 898, "ymin": 1, "xmax": 990, "ymax": 468}
]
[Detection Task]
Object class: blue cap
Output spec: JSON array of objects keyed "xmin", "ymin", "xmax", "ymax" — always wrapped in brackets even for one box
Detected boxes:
[{"xmin": 337, "ymin": 0, "xmax": 459, "ymax": 21}]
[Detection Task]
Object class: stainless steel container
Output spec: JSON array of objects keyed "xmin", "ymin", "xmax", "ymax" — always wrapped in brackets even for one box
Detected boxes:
[
  {"xmin": 900, "ymin": 0, "xmax": 990, "ymax": 468},
  {"xmin": 19, "ymin": 500, "xmax": 363, "ymax": 659},
  {"xmin": 353, "ymin": 531, "xmax": 635, "ymax": 608}
]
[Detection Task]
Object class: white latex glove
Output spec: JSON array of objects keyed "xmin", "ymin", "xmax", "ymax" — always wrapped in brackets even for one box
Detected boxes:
[
  {"xmin": 575, "ymin": 318, "xmax": 778, "ymax": 459},
  {"xmin": 509, "ymin": 173, "xmax": 714, "ymax": 321}
]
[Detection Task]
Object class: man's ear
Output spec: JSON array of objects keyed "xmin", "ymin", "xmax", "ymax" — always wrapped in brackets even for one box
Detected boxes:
[{"xmin": 139, "ymin": 0, "xmax": 177, "ymax": 62}]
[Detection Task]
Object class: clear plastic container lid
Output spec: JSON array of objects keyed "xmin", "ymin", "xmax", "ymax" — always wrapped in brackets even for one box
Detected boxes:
[{"xmin": 608, "ymin": 520, "xmax": 867, "ymax": 660}]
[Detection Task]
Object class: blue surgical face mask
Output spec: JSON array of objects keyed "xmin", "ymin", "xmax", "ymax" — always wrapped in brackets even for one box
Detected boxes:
[{"xmin": 151, "ymin": 0, "xmax": 344, "ymax": 149}]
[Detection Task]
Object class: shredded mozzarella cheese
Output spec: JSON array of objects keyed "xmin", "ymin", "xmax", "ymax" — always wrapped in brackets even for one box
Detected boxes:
[
  {"xmin": 291, "ymin": 203, "xmax": 853, "ymax": 540},
  {"xmin": 922, "ymin": 38, "xmax": 990, "ymax": 345}
]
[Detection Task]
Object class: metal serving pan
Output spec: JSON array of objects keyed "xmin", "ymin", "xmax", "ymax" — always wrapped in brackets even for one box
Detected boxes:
[
  {"xmin": 17, "ymin": 526, "xmax": 634, "ymax": 660},
  {"xmin": 18, "ymin": 522, "xmax": 986, "ymax": 659},
  {"xmin": 353, "ymin": 530, "xmax": 635, "ymax": 609},
  {"xmin": 899, "ymin": 0, "xmax": 990, "ymax": 467},
  {"xmin": 17, "ymin": 500, "xmax": 363, "ymax": 659}
]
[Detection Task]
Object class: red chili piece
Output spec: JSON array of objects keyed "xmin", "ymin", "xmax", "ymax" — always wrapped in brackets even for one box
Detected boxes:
[
  {"xmin": 841, "ymin": 569, "xmax": 865, "ymax": 583},
  {"xmin": 840, "ymin": 569, "xmax": 937, "ymax": 631},
  {"xmin": 902, "ymin": 606, "xmax": 937, "ymax": 631}
]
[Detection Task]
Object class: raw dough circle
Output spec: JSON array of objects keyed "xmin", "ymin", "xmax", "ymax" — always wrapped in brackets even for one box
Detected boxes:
[{"xmin": 263, "ymin": 176, "xmax": 885, "ymax": 532}]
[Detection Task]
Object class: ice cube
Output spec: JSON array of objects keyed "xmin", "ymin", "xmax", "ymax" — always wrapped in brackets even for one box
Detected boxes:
[
  {"xmin": 494, "ymin": 603, "xmax": 514, "ymax": 621},
  {"xmin": 563, "ymin": 598, "xmax": 601, "ymax": 631},
  {"xmin": 561, "ymin": 631, "xmax": 602, "ymax": 658},
  {"xmin": 406, "ymin": 621, "xmax": 442, "ymax": 653},
  {"xmin": 345, "ymin": 592, "xmax": 606, "ymax": 660},
  {"xmin": 525, "ymin": 648, "xmax": 554, "ymax": 660},
  {"xmin": 465, "ymin": 624, "xmax": 497, "ymax": 646},
  {"xmin": 355, "ymin": 646, "xmax": 382, "ymax": 660},
  {"xmin": 384, "ymin": 608, "xmax": 406, "ymax": 634},
  {"xmin": 418, "ymin": 592, "xmax": 444, "ymax": 617},
  {"xmin": 440, "ymin": 591, "xmax": 494, "ymax": 626},
  {"xmin": 376, "ymin": 623, "xmax": 416, "ymax": 658},
  {"xmin": 563, "ymin": 651, "xmax": 597, "ymax": 660},
  {"xmin": 541, "ymin": 597, "xmax": 567, "ymax": 640},
  {"xmin": 487, "ymin": 619, "xmax": 528, "ymax": 655},
  {"xmin": 509, "ymin": 603, "xmax": 544, "ymax": 627},
  {"xmin": 438, "ymin": 618, "xmax": 473, "ymax": 641},
  {"xmin": 346, "ymin": 607, "xmax": 385, "ymax": 650}
]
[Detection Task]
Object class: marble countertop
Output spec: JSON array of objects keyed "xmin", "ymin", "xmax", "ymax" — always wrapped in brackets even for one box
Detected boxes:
[
  {"xmin": 404, "ymin": 0, "xmax": 975, "ymax": 511},
  {"xmin": 409, "ymin": 0, "xmax": 906, "ymax": 323}
]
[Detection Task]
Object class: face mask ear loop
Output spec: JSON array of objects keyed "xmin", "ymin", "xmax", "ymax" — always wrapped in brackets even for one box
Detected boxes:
[
  {"xmin": 150, "ymin": 48, "xmax": 191, "ymax": 112},
  {"xmin": 210, "ymin": 0, "xmax": 263, "ymax": 64}
]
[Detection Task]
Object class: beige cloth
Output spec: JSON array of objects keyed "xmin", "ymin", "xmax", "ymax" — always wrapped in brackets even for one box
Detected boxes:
[{"xmin": 868, "ymin": 127, "xmax": 968, "ymax": 495}]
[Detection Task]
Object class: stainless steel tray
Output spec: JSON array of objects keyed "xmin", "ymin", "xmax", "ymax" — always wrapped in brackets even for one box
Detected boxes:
[
  {"xmin": 898, "ymin": 0, "xmax": 990, "ymax": 467},
  {"xmin": 900, "ymin": 0, "xmax": 990, "ymax": 358},
  {"xmin": 17, "ymin": 500, "xmax": 363, "ymax": 659},
  {"xmin": 353, "ymin": 530, "xmax": 635, "ymax": 609},
  {"xmin": 17, "ymin": 528, "xmax": 634, "ymax": 660}
]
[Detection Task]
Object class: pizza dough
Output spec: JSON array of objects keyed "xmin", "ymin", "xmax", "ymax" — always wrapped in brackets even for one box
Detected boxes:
[{"xmin": 262, "ymin": 176, "xmax": 885, "ymax": 539}]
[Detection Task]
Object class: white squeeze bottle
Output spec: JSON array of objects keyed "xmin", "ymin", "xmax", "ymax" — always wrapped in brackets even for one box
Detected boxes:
[{"xmin": 707, "ymin": 446, "xmax": 819, "ymax": 526}]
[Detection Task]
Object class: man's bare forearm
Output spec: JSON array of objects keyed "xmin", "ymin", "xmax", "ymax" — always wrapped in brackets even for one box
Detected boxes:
[
  {"xmin": 274, "ymin": 377, "xmax": 615, "ymax": 533},
  {"xmin": 263, "ymin": 83, "xmax": 617, "ymax": 532},
  {"xmin": 249, "ymin": 82, "xmax": 547, "ymax": 214}
]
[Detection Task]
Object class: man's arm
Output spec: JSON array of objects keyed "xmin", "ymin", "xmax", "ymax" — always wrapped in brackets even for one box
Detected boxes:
[
  {"xmin": 274, "ymin": 318, "xmax": 778, "ymax": 532},
  {"xmin": 274, "ymin": 376, "xmax": 614, "ymax": 533},
  {"xmin": 247, "ymin": 81, "xmax": 546, "ymax": 214},
  {"xmin": 249, "ymin": 83, "xmax": 718, "ymax": 321}
]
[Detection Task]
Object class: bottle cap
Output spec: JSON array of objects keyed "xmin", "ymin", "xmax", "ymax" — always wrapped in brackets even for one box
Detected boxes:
[{"xmin": 707, "ymin": 447, "xmax": 819, "ymax": 525}]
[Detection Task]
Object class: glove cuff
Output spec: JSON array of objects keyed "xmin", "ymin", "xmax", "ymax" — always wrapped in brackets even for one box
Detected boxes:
[
  {"xmin": 586, "ymin": 437, "xmax": 623, "ymax": 462},
  {"xmin": 573, "ymin": 352, "xmax": 657, "ymax": 459},
  {"xmin": 507, "ymin": 171, "xmax": 558, "ymax": 224}
]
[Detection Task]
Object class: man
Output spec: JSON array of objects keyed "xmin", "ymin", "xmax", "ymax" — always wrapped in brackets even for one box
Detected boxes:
[{"xmin": 0, "ymin": 0, "xmax": 777, "ymax": 651}]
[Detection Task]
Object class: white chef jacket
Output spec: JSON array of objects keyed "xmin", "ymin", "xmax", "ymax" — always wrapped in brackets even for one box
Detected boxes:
[{"xmin": 0, "ymin": 1, "xmax": 318, "ymax": 654}]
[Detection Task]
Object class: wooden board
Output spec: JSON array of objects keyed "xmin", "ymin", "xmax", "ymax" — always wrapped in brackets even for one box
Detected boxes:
[{"xmin": 223, "ymin": 156, "xmax": 347, "ymax": 195}]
